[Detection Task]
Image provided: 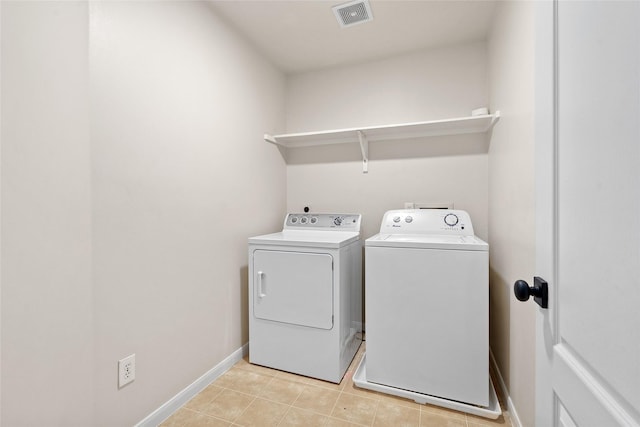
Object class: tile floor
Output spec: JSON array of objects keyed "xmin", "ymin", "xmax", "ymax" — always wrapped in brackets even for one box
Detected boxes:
[{"xmin": 160, "ymin": 343, "xmax": 512, "ymax": 427}]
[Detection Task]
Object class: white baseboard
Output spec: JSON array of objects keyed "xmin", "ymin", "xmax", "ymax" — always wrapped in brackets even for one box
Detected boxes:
[
  {"xmin": 135, "ymin": 343, "xmax": 249, "ymax": 427},
  {"xmin": 489, "ymin": 348, "xmax": 523, "ymax": 427}
]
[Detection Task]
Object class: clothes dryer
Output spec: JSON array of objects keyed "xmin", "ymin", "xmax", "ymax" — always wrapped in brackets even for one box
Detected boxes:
[{"xmin": 248, "ymin": 213, "xmax": 362, "ymax": 383}]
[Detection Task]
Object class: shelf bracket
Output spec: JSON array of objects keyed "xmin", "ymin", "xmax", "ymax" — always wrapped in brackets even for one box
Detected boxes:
[
  {"xmin": 357, "ymin": 130, "xmax": 369, "ymax": 173},
  {"xmin": 490, "ymin": 111, "xmax": 501, "ymax": 129}
]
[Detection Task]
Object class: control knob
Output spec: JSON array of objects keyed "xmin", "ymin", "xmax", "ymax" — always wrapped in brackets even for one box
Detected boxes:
[
  {"xmin": 393, "ymin": 216, "xmax": 401, "ymax": 223},
  {"xmin": 334, "ymin": 217, "xmax": 343, "ymax": 226},
  {"xmin": 444, "ymin": 213, "xmax": 459, "ymax": 227}
]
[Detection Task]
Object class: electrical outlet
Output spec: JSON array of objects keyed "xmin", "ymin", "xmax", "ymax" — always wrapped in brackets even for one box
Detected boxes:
[
  {"xmin": 118, "ymin": 354, "xmax": 135, "ymax": 388},
  {"xmin": 404, "ymin": 202, "xmax": 415, "ymax": 209}
]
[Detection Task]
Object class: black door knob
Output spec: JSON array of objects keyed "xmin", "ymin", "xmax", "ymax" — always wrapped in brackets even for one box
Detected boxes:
[
  {"xmin": 514, "ymin": 280, "xmax": 531, "ymax": 301},
  {"xmin": 513, "ymin": 277, "xmax": 548, "ymax": 309}
]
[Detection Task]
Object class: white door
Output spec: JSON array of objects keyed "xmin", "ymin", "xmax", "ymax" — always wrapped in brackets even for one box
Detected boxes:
[
  {"xmin": 530, "ymin": 1, "xmax": 640, "ymax": 426},
  {"xmin": 253, "ymin": 250, "xmax": 334, "ymax": 330}
]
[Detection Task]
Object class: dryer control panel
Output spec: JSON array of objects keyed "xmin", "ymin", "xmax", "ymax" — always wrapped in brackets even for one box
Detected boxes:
[
  {"xmin": 379, "ymin": 209, "xmax": 474, "ymax": 236},
  {"xmin": 284, "ymin": 213, "xmax": 361, "ymax": 232}
]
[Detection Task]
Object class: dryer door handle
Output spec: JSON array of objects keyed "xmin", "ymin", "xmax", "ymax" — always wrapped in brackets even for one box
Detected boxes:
[{"xmin": 257, "ymin": 271, "xmax": 266, "ymax": 298}]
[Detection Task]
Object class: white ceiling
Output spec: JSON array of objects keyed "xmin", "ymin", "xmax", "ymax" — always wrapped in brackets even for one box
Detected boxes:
[{"xmin": 207, "ymin": 0, "xmax": 498, "ymax": 74}]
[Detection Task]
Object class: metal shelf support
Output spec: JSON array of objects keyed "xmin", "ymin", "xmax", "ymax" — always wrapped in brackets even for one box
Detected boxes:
[{"xmin": 357, "ymin": 130, "xmax": 369, "ymax": 173}]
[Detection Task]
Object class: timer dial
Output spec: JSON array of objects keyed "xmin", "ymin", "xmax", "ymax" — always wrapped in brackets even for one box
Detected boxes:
[
  {"xmin": 444, "ymin": 213, "xmax": 459, "ymax": 227},
  {"xmin": 334, "ymin": 217, "xmax": 343, "ymax": 226}
]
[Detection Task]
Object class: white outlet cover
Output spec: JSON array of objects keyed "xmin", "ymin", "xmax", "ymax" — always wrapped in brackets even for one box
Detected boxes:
[{"xmin": 118, "ymin": 354, "xmax": 136, "ymax": 388}]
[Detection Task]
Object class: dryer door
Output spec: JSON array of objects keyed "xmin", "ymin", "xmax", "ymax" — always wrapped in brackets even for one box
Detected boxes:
[{"xmin": 253, "ymin": 250, "xmax": 334, "ymax": 330}]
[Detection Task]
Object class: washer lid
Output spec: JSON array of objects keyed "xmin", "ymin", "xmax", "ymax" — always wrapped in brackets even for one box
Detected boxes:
[
  {"xmin": 249, "ymin": 230, "xmax": 360, "ymax": 249},
  {"xmin": 365, "ymin": 233, "xmax": 488, "ymax": 251}
]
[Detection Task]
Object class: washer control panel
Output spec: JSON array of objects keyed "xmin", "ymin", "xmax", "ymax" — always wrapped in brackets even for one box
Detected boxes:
[
  {"xmin": 379, "ymin": 209, "xmax": 474, "ymax": 236},
  {"xmin": 285, "ymin": 213, "xmax": 361, "ymax": 231}
]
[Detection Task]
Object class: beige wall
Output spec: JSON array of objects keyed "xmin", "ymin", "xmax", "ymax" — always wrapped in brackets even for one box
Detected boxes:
[
  {"xmin": 488, "ymin": 2, "xmax": 536, "ymax": 426},
  {"xmin": 285, "ymin": 42, "xmax": 490, "ymax": 241},
  {"xmin": 2, "ymin": 1, "xmax": 286, "ymax": 425},
  {"xmin": 90, "ymin": 2, "xmax": 286, "ymax": 424},
  {"xmin": 1, "ymin": 2, "xmax": 93, "ymax": 425}
]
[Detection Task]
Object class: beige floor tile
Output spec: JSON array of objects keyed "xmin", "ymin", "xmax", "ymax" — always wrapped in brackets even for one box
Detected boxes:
[
  {"xmin": 233, "ymin": 397, "xmax": 289, "ymax": 427},
  {"xmin": 375, "ymin": 391, "xmax": 422, "ymax": 409},
  {"xmin": 341, "ymin": 370, "xmax": 381, "ymax": 401},
  {"xmin": 373, "ymin": 401, "xmax": 420, "ymax": 427},
  {"xmin": 235, "ymin": 357, "xmax": 279, "ymax": 377},
  {"xmin": 258, "ymin": 377, "xmax": 305, "ymax": 405},
  {"xmin": 421, "ymin": 404, "xmax": 467, "ymax": 421},
  {"xmin": 161, "ymin": 409, "xmax": 230, "ymax": 427},
  {"xmin": 183, "ymin": 413, "xmax": 231, "ymax": 427},
  {"xmin": 201, "ymin": 389, "xmax": 254, "ymax": 422},
  {"xmin": 184, "ymin": 384, "xmax": 224, "ymax": 411},
  {"xmin": 292, "ymin": 385, "xmax": 341, "ymax": 415},
  {"xmin": 212, "ymin": 367, "xmax": 272, "ymax": 395},
  {"xmin": 161, "ymin": 341, "xmax": 514, "ymax": 427},
  {"xmin": 466, "ymin": 412, "xmax": 511, "ymax": 427},
  {"xmin": 324, "ymin": 417, "xmax": 363, "ymax": 427},
  {"xmin": 331, "ymin": 392, "xmax": 379, "ymax": 425},
  {"xmin": 342, "ymin": 380, "xmax": 381, "ymax": 401},
  {"xmin": 419, "ymin": 411, "xmax": 466, "ymax": 427},
  {"xmin": 299, "ymin": 375, "xmax": 346, "ymax": 391},
  {"xmin": 160, "ymin": 407, "xmax": 200, "ymax": 427},
  {"xmin": 279, "ymin": 407, "xmax": 330, "ymax": 427}
]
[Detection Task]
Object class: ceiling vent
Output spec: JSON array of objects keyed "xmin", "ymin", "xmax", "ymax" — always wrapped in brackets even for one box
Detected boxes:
[{"xmin": 332, "ymin": 0, "xmax": 374, "ymax": 28}]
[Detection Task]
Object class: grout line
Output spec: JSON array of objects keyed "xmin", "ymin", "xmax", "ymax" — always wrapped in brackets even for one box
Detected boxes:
[
  {"xmin": 370, "ymin": 399, "xmax": 379, "ymax": 427},
  {"xmin": 327, "ymin": 383, "xmax": 344, "ymax": 422},
  {"xmin": 231, "ymin": 393, "xmax": 257, "ymax": 427},
  {"xmin": 273, "ymin": 381, "xmax": 306, "ymax": 427},
  {"xmin": 274, "ymin": 404, "xmax": 292, "ymax": 427}
]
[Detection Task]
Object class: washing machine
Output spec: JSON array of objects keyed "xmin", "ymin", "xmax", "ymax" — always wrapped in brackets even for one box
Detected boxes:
[
  {"xmin": 355, "ymin": 209, "xmax": 494, "ymax": 414},
  {"xmin": 248, "ymin": 213, "xmax": 362, "ymax": 383}
]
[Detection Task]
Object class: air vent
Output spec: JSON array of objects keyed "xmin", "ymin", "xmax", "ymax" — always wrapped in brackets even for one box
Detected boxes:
[{"xmin": 332, "ymin": 0, "xmax": 373, "ymax": 28}]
